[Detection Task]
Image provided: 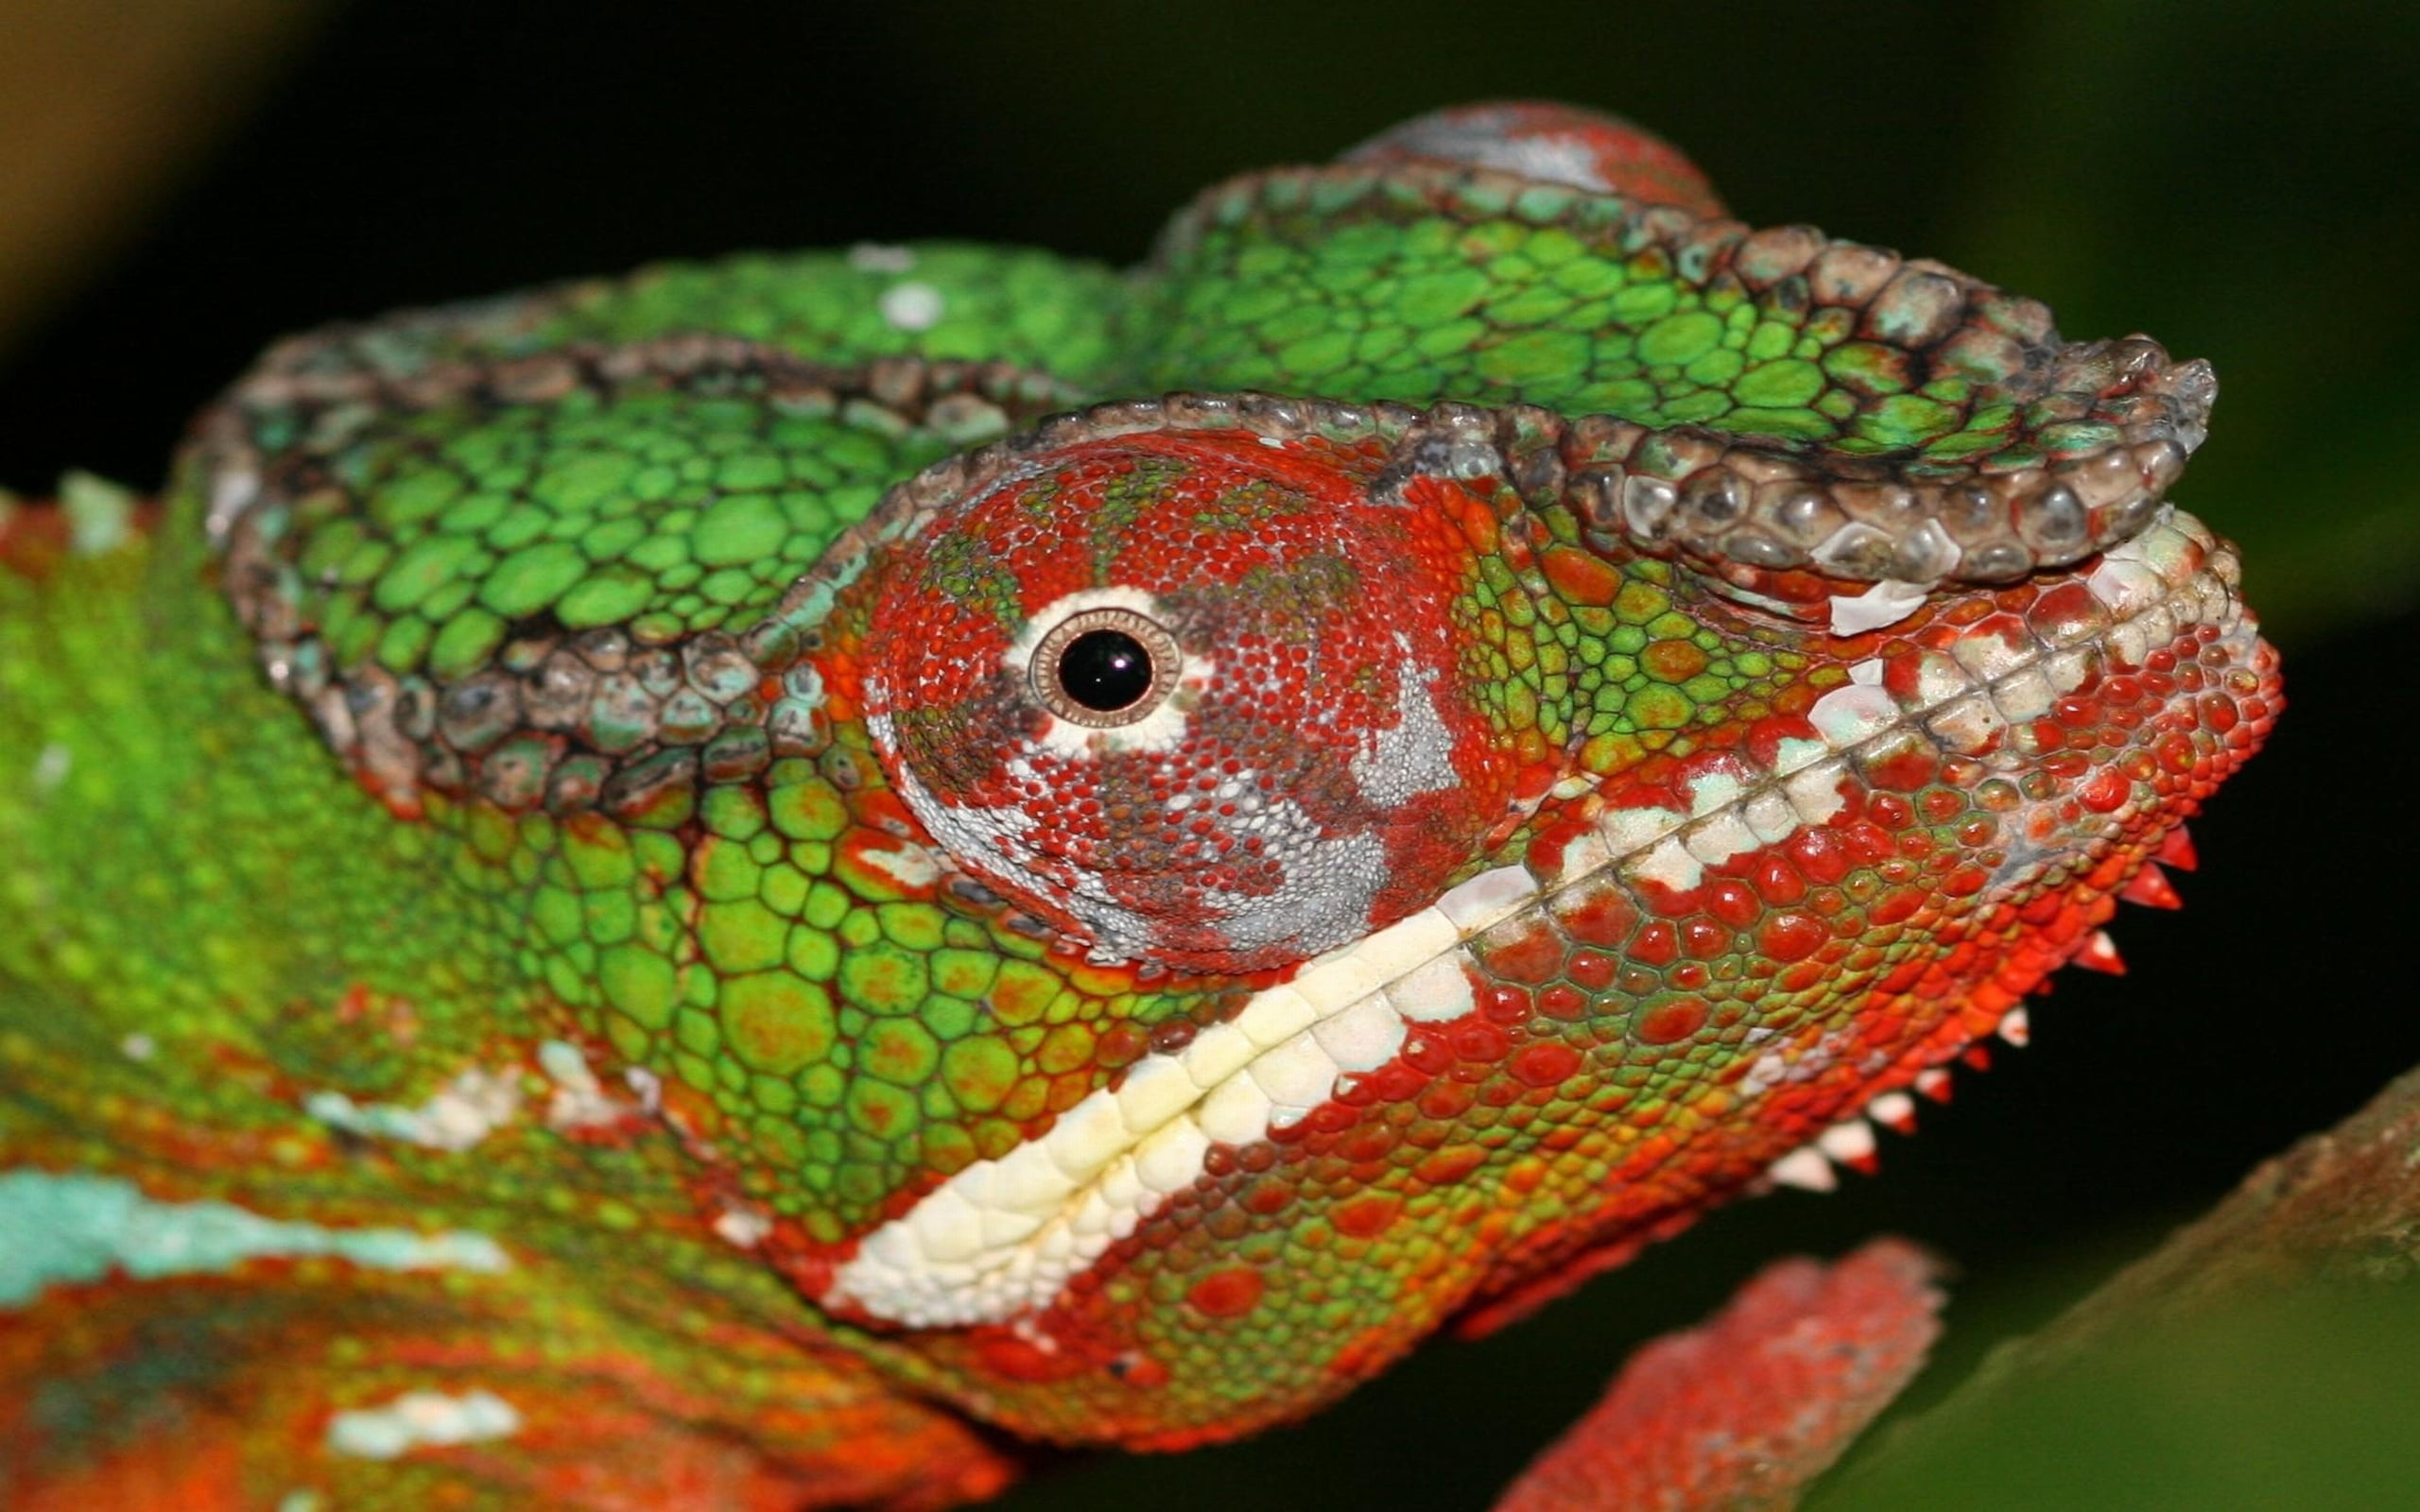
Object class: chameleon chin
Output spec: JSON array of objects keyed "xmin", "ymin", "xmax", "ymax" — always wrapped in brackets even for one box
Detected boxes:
[{"xmin": 0, "ymin": 100, "xmax": 2273, "ymax": 1508}]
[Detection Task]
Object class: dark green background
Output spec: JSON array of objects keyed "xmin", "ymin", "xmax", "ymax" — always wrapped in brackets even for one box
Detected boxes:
[{"xmin": 5, "ymin": 3, "xmax": 2416, "ymax": 1505}]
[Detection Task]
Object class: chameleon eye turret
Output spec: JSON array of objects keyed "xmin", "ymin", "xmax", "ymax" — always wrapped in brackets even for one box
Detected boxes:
[
  {"xmin": 855, "ymin": 419, "xmax": 1522, "ymax": 975},
  {"xmin": 1342, "ymin": 98, "xmax": 1729, "ymax": 215}
]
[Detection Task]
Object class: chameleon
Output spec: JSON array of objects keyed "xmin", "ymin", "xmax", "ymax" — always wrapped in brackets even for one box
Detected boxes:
[{"xmin": 0, "ymin": 101, "xmax": 2276, "ymax": 1508}]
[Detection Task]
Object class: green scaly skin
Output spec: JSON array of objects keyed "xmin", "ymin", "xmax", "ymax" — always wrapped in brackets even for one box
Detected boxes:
[{"xmin": 0, "ymin": 103, "xmax": 2275, "ymax": 1509}]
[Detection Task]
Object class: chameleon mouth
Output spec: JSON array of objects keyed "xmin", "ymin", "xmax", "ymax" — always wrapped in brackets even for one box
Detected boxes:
[{"xmin": 825, "ymin": 508, "xmax": 2267, "ymax": 1329}]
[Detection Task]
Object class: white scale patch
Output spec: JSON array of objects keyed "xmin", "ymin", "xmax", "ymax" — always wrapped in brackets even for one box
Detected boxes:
[
  {"xmin": 878, "ymin": 281, "xmax": 945, "ymax": 332},
  {"xmin": 1592, "ymin": 753, "xmax": 1850, "ymax": 897},
  {"xmin": 326, "ymin": 1389, "xmax": 522, "ymax": 1460},
  {"xmin": 714, "ymin": 1204, "xmax": 775, "ymax": 1249},
  {"xmin": 1828, "ymin": 578, "xmax": 1930, "ymax": 635},
  {"xmin": 304, "ymin": 1066, "xmax": 521, "ymax": 1152},
  {"xmin": 856, "ymin": 841, "xmax": 943, "ymax": 890},
  {"xmin": 204, "ymin": 462, "xmax": 259, "ymax": 542},
  {"xmin": 538, "ymin": 1040, "xmax": 642, "ymax": 1132},
  {"xmin": 891, "ymin": 745, "xmax": 1180, "ymax": 965},
  {"xmin": 836, "ymin": 511, "xmax": 2249, "ymax": 1328},
  {"xmin": 0, "ymin": 1171, "xmax": 510, "ymax": 1308},
  {"xmin": 1350, "ymin": 637, "xmax": 1461, "ymax": 806},
  {"xmin": 1200, "ymin": 816, "xmax": 1392, "ymax": 958},
  {"xmin": 1807, "ymin": 659, "xmax": 1897, "ymax": 747},
  {"xmin": 60, "ymin": 470, "xmax": 134, "ymax": 556}
]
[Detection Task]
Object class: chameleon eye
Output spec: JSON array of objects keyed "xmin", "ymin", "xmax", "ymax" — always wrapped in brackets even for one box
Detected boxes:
[
  {"xmin": 1031, "ymin": 608, "xmax": 1180, "ymax": 726},
  {"xmin": 855, "ymin": 407, "xmax": 1521, "ymax": 974}
]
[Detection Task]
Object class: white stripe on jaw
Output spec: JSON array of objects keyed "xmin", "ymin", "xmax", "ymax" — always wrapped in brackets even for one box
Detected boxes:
[
  {"xmin": 824, "ymin": 870, "xmax": 1506, "ymax": 1329},
  {"xmin": 826, "ymin": 512, "xmax": 2248, "ymax": 1329}
]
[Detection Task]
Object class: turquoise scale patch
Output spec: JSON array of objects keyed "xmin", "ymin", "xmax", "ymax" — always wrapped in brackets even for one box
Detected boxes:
[{"xmin": 0, "ymin": 1170, "xmax": 511, "ymax": 1305}]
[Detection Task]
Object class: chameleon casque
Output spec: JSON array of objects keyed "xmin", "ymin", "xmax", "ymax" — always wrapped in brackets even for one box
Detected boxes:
[{"xmin": 0, "ymin": 103, "xmax": 2277, "ymax": 1508}]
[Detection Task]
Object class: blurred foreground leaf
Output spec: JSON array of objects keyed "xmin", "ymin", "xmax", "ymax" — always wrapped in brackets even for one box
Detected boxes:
[{"xmin": 1812, "ymin": 1060, "xmax": 2420, "ymax": 1510}]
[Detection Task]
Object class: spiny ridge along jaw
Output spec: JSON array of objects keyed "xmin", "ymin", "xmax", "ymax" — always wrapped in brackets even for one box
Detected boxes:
[
  {"xmin": 1761, "ymin": 972, "xmax": 2050, "ymax": 1194},
  {"xmin": 826, "ymin": 510, "xmax": 2256, "ymax": 1329}
]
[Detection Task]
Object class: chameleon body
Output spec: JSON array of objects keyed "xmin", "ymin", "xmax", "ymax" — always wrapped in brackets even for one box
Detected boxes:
[{"xmin": 0, "ymin": 103, "xmax": 2276, "ymax": 1508}]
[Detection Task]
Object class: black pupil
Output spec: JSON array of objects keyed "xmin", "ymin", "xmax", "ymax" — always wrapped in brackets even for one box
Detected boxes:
[{"xmin": 1058, "ymin": 629, "xmax": 1153, "ymax": 713}]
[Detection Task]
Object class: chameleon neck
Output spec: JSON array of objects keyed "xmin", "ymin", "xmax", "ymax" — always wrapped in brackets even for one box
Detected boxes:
[
  {"xmin": 0, "ymin": 504, "xmax": 522, "ymax": 1177},
  {"xmin": 0, "ymin": 502, "xmax": 969, "ymax": 1375},
  {"xmin": 0, "ymin": 520, "xmax": 1032, "ymax": 1501}
]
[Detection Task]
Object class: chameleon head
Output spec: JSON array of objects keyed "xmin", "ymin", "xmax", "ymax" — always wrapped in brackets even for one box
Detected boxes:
[
  {"xmin": 187, "ymin": 99, "xmax": 2280, "ymax": 1453},
  {"xmin": 793, "ymin": 107, "xmax": 2274, "ymax": 1442},
  {"xmin": 812, "ymin": 392, "xmax": 2274, "ymax": 1422},
  {"xmin": 856, "ymin": 424, "xmax": 1519, "ymax": 974}
]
